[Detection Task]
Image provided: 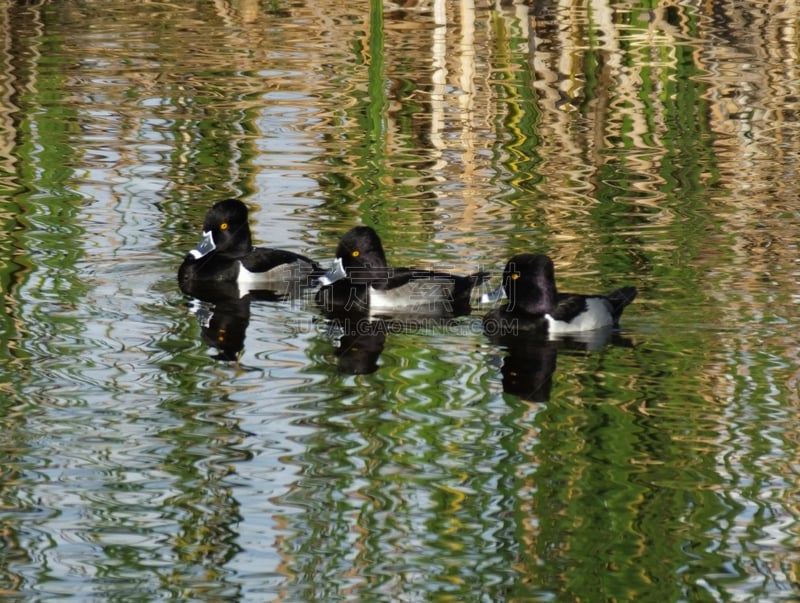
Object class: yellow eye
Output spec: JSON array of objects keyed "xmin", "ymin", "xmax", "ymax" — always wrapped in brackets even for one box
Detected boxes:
[
  {"xmin": 220, "ymin": 223, "xmax": 228, "ymax": 230},
  {"xmin": 511, "ymin": 273, "xmax": 520, "ymax": 280},
  {"xmin": 352, "ymin": 250, "xmax": 360, "ymax": 257}
]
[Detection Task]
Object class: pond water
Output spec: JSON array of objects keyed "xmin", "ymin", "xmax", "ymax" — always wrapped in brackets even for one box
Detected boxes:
[{"xmin": 1, "ymin": 0, "xmax": 800, "ymax": 600}]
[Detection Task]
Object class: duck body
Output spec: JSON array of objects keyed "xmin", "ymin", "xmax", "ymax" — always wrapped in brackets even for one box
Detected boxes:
[
  {"xmin": 482, "ymin": 254, "xmax": 636, "ymax": 337},
  {"xmin": 316, "ymin": 226, "xmax": 487, "ymax": 316},
  {"xmin": 178, "ymin": 199, "xmax": 321, "ymax": 290}
]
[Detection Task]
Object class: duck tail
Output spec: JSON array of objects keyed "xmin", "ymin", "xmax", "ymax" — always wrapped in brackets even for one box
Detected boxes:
[{"xmin": 606, "ymin": 286, "xmax": 638, "ymax": 321}]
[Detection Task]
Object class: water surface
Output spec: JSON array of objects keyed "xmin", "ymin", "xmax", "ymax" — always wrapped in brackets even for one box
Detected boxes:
[{"xmin": 1, "ymin": 0, "xmax": 800, "ymax": 601}]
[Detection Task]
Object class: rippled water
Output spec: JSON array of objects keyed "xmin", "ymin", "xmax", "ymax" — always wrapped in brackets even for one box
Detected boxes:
[{"xmin": 1, "ymin": 0, "xmax": 800, "ymax": 600}]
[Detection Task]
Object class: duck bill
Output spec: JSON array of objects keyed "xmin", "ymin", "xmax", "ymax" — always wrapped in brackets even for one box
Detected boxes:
[
  {"xmin": 319, "ymin": 257, "xmax": 347, "ymax": 286},
  {"xmin": 480, "ymin": 284, "xmax": 506, "ymax": 304},
  {"xmin": 189, "ymin": 230, "xmax": 216, "ymax": 259}
]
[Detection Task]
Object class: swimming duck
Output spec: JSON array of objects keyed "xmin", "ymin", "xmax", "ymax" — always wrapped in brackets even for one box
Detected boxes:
[
  {"xmin": 178, "ymin": 199, "xmax": 320, "ymax": 290},
  {"xmin": 482, "ymin": 254, "xmax": 637, "ymax": 335},
  {"xmin": 317, "ymin": 226, "xmax": 487, "ymax": 316}
]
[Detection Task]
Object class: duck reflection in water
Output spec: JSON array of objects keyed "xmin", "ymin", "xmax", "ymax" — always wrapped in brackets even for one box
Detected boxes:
[
  {"xmin": 320, "ymin": 310, "xmax": 469, "ymax": 375},
  {"xmin": 485, "ymin": 327, "xmax": 631, "ymax": 402},
  {"xmin": 179, "ymin": 280, "xmax": 307, "ymax": 362},
  {"xmin": 323, "ymin": 312, "xmax": 387, "ymax": 375}
]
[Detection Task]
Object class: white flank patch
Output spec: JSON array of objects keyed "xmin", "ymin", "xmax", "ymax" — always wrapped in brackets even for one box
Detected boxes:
[
  {"xmin": 239, "ymin": 262, "xmax": 295, "ymax": 284},
  {"xmin": 368, "ymin": 280, "xmax": 458, "ymax": 313},
  {"xmin": 236, "ymin": 262, "xmax": 302, "ymax": 299},
  {"xmin": 368, "ymin": 286, "xmax": 423, "ymax": 310},
  {"xmin": 546, "ymin": 297, "xmax": 612, "ymax": 333}
]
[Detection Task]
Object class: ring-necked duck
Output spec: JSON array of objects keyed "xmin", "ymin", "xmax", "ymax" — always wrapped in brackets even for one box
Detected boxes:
[
  {"xmin": 482, "ymin": 254, "xmax": 636, "ymax": 335},
  {"xmin": 317, "ymin": 226, "xmax": 487, "ymax": 315},
  {"xmin": 178, "ymin": 199, "xmax": 321, "ymax": 289}
]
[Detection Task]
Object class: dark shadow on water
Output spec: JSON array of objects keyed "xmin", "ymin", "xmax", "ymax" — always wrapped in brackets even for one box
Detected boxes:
[
  {"xmin": 320, "ymin": 312, "xmax": 387, "ymax": 375},
  {"xmin": 180, "ymin": 280, "xmax": 633, "ymax": 385},
  {"xmin": 179, "ymin": 280, "xmax": 306, "ymax": 362},
  {"xmin": 181, "ymin": 278, "xmax": 475, "ymax": 372},
  {"xmin": 486, "ymin": 327, "xmax": 635, "ymax": 402},
  {"xmin": 318, "ymin": 309, "xmax": 472, "ymax": 375}
]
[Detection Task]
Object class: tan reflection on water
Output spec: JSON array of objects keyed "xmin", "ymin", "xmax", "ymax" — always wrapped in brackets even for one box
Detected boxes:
[
  {"xmin": 0, "ymin": 10, "xmax": 796, "ymax": 392},
  {"xmin": 3, "ymin": 1, "xmax": 796, "ymax": 265}
]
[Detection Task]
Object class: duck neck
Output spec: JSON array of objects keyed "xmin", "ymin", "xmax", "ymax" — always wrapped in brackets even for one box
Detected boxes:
[
  {"xmin": 512, "ymin": 276, "xmax": 557, "ymax": 315},
  {"xmin": 229, "ymin": 230, "xmax": 253, "ymax": 255}
]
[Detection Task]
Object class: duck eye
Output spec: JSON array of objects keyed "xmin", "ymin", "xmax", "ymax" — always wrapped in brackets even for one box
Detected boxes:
[
  {"xmin": 352, "ymin": 250, "xmax": 360, "ymax": 257},
  {"xmin": 220, "ymin": 223, "xmax": 228, "ymax": 231},
  {"xmin": 510, "ymin": 273, "xmax": 520, "ymax": 281}
]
